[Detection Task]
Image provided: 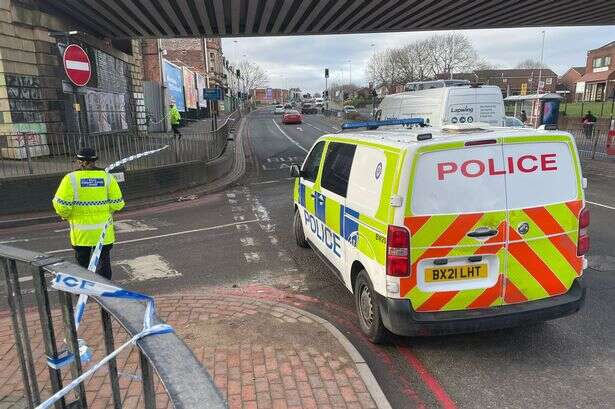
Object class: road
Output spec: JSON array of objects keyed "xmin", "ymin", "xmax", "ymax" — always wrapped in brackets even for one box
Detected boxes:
[{"xmin": 2, "ymin": 107, "xmax": 615, "ymax": 408}]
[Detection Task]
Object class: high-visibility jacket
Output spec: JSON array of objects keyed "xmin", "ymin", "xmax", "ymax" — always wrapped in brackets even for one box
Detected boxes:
[
  {"xmin": 52, "ymin": 169, "xmax": 125, "ymax": 246},
  {"xmin": 170, "ymin": 105, "xmax": 181, "ymax": 125}
]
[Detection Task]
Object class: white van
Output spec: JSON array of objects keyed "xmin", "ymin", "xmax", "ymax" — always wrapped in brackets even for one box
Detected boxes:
[
  {"xmin": 291, "ymin": 121, "xmax": 588, "ymax": 342},
  {"xmin": 378, "ymin": 82, "xmax": 505, "ymax": 127}
]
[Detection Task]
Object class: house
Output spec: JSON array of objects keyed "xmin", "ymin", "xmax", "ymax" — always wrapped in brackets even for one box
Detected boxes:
[
  {"xmin": 577, "ymin": 41, "xmax": 615, "ymax": 102},
  {"xmin": 473, "ymin": 69, "xmax": 558, "ymax": 96},
  {"xmin": 559, "ymin": 66, "xmax": 586, "ymax": 101}
]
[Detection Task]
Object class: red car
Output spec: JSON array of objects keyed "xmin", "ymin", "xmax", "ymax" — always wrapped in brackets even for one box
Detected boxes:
[{"xmin": 282, "ymin": 110, "xmax": 303, "ymax": 124}]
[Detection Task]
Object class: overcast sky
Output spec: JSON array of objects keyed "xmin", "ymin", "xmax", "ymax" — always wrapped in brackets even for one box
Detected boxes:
[{"xmin": 222, "ymin": 26, "xmax": 614, "ymax": 94}]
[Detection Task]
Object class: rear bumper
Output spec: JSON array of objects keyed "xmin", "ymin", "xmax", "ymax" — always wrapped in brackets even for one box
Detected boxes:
[{"xmin": 377, "ymin": 279, "xmax": 585, "ymax": 337}]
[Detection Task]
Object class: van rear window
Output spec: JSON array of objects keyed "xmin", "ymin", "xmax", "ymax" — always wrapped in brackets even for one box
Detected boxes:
[{"xmin": 410, "ymin": 141, "xmax": 577, "ymax": 215}]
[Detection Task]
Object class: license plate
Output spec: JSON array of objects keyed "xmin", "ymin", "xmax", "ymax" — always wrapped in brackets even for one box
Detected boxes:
[{"xmin": 425, "ymin": 263, "xmax": 488, "ymax": 283}]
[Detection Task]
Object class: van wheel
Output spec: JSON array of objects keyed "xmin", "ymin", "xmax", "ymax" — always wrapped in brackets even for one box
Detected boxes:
[
  {"xmin": 294, "ymin": 209, "xmax": 309, "ymax": 248},
  {"xmin": 355, "ymin": 270, "xmax": 387, "ymax": 344}
]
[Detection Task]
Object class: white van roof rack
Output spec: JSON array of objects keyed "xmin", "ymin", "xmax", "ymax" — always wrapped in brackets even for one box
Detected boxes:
[{"xmin": 441, "ymin": 122, "xmax": 492, "ymax": 133}]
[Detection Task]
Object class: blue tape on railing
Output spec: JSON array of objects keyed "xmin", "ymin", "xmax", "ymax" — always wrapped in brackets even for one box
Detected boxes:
[{"xmin": 341, "ymin": 117, "xmax": 425, "ymax": 130}]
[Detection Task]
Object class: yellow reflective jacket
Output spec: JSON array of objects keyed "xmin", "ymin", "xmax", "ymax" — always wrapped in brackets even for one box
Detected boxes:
[
  {"xmin": 52, "ymin": 169, "xmax": 125, "ymax": 246},
  {"xmin": 170, "ymin": 105, "xmax": 181, "ymax": 125}
]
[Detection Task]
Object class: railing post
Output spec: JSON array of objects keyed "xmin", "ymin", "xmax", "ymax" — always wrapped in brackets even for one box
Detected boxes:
[
  {"xmin": 2, "ymin": 257, "xmax": 40, "ymax": 408},
  {"xmin": 139, "ymin": 350, "xmax": 156, "ymax": 409},
  {"xmin": 32, "ymin": 261, "xmax": 66, "ymax": 409},
  {"xmin": 100, "ymin": 308, "xmax": 122, "ymax": 409},
  {"xmin": 59, "ymin": 291, "xmax": 88, "ymax": 409},
  {"xmin": 22, "ymin": 133, "xmax": 34, "ymax": 175}
]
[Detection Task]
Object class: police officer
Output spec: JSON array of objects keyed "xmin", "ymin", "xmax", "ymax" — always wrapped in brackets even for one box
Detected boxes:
[
  {"xmin": 52, "ymin": 147, "xmax": 125, "ymax": 279},
  {"xmin": 169, "ymin": 101, "xmax": 181, "ymax": 139}
]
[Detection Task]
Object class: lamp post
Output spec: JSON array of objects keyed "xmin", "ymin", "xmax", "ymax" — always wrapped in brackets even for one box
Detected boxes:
[{"xmin": 537, "ymin": 30, "xmax": 546, "ymax": 93}]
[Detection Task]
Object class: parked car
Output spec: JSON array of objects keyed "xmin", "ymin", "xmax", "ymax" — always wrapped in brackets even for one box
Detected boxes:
[
  {"xmin": 343, "ymin": 105, "xmax": 358, "ymax": 114},
  {"xmin": 302, "ymin": 103, "xmax": 318, "ymax": 115},
  {"xmin": 282, "ymin": 110, "xmax": 303, "ymax": 124},
  {"xmin": 274, "ymin": 104, "xmax": 285, "ymax": 114},
  {"xmin": 505, "ymin": 116, "xmax": 526, "ymax": 127}
]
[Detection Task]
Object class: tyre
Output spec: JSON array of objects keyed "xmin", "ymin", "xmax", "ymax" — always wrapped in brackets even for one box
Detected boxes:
[
  {"xmin": 354, "ymin": 270, "xmax": 388, "ymax": 343},
  {"xmin": 294, "ymin": 209, "xmax": 309, "ymax": 248}
]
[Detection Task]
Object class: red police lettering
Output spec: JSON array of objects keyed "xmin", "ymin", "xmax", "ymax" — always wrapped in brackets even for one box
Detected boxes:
[
  {"xmin": 437, "ymin": 162, "xmax": 458, "ymax": 180},
  {"xmin": 436, "ymin": 153, "xmax": 558, "ymax": 180},
  {"xmin": 541, "ymin": 153, "xmax": 558, "ymax": 171},
  {"xmin": 517, "ymin": 155, "xmax": 538, "ymax": 173},
  {"xmin": 460, "ymin": 159, "xmax": 485, "ymax": 178}
]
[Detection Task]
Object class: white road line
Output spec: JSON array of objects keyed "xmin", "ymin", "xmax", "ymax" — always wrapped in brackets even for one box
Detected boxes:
[
  {"xmin": 271, "ymin": 118, "xmax": 308, "ymax": 153},
  {"xmin": 46, "ymin": 219, "xmax": 261, "ymax": 254},
  {"xmin": 249, "ymin": 178, "xmax": 294, "ymax": 186},
  {"xmin": 302, "ymin": 121, "xmax": 327, "ymax": 133},
  {"xmin": 587, "ymin": 200, "xmax": 615, "ymax": 210},
  {"xmin": 304, "ymin": 119, "xmax": 340, "ymax": 132}
]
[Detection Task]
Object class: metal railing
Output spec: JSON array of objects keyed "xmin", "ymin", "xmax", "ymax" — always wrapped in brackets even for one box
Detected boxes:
[
  {"xmin": 0, "ymin": 111, "xmax": 241, "ymax": 178},
  {"xmin": 0, "ymin": 243, "xmax": 227, "ymax": 409},
  {"xmin": 562, "ymin": 122, "xmax": 614, "ymax": 161}
]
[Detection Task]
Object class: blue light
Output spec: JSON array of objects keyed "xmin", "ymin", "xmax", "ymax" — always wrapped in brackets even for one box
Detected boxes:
[{"xmin": 341, "ymin": 118, "xmax": 425, "ymax": 130}]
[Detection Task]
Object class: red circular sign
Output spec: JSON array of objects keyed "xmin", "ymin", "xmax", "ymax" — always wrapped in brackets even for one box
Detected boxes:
[{"xmin": 63, "ymin": 44, "xmax": 91, "ymax": 87}]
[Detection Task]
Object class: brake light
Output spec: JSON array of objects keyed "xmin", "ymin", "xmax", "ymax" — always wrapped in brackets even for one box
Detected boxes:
[
  {"xmin": 387, "ymin": 225, "xmax": 410, "ymax": 277},
  {"xmin": 577, "ymin": 207, "xmax": 590, "ymax": 256}
]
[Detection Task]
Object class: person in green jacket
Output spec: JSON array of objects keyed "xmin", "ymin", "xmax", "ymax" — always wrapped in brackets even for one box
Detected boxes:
[
  {"xmin": 52, "ymin": 147, "xmax": 125, "ymax": 279},
  {"xmin": 169, "ymin": 101, "xmax": 181, "ymax": 140}
]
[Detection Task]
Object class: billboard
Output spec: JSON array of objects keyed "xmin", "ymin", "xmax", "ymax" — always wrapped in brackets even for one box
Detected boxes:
[
  {"xmin": 196, "ymin": 74, "xmax": 207, "ymax": 107},
  {"xmin": 163, "ymin": 60, "xmax": 185, "ymax": 112},
  {"xmin": 183, "ymin": 67, "xmax": 197, "ymax": 109}
]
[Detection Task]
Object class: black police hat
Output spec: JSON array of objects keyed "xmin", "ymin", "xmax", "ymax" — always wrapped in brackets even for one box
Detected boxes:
[{"xmin": 76, "ymin": 147, "xmax": 97, "ymax": 161}]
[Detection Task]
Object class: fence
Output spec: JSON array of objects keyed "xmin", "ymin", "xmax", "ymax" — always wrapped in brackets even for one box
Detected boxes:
[
  {"xmin": 559, "ymin": 118, "xmax": 615, "ymax": 161},
  {"xmin": 0, "ymin": 110, "xmax": 241, "ymax": 178},
  {"xmin": 0, "ymin": 243, "xmax": 227, "ymax": 409}
]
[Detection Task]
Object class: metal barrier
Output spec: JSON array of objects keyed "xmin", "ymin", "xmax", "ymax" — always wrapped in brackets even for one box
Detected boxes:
[
  {"xmin": 0, "ymin": 243, "xmax": 227, "ymax": 409},
  {"xmin": 565, "ymin": 123, "xmax": 614, "ymax": 160},
  {"xmin": 0, "ymin": 111, "xmax": 241, "ymax": 178}
]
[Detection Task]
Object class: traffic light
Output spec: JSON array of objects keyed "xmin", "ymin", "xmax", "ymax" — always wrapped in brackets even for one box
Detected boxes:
[
  {"xmin": 236, "ymin": 69, "xmax": 240, "ymax": 78},
  {"xmin": 325, "ymin": 68, "xmax": 329, "ymax": 78}
]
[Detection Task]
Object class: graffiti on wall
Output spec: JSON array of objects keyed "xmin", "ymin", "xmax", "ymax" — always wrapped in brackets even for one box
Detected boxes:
[
  {"xmin": 85, "ymin": 91, "xmax": 128, "ymax": 133},
  {"xmin": 5, "ymin": 74, "xmax": 44, "ymax": 123}
]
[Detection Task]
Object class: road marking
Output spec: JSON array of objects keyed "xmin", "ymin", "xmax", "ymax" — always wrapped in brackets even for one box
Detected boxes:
[
  {"xmin": 244, "ymin": 252, "xmax": 261, "ymax": 262},
  {"xmin": 0, "ymin": 238, "xmax": 30, "ymax": 244},
  {"xmin": 46, "ymin": 219, "xmax": 261, "ymax": 254},
  {"xmin": 240, "ymin": 237, "xmax": 255, "ymax": 246},
  {"xmin": 271, "ymin": 118, "xmax": 308, "ymax": 153},
  {"xmin": 249, "ymin": 178, "xmax": 294, "ymax": 186},
  {"xmin": 116, "ymin": 254, "xmax": 180, "ymax": 281},
  {"xmin": 297, "ymin": 127, "xmax": 303, "ymax": 132},
  {"xmin": 114, "ymin": 219, "xmax": 158, "ymax": 233},
  {"xmin": 302, "ymin": 121, "xmax": 327, "ymax": 133},
  {"xmin": 587, "ymin": 200, "xmax": 615, "ymax": 210}
]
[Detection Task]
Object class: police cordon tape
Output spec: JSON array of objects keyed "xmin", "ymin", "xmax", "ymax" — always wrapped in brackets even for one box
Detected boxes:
[{"xmin": 37, "ymin": 146, "xmax": 170, "ymax": 409}]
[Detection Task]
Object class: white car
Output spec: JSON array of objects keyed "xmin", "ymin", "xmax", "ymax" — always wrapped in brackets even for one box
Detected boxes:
[
  {"xmin": 274, "ymin": 104, "xmax": 285, "ymax": 114},
  {"xmin": 505, "ymin": 116, "xmax": 526, "ymax": 127},
  {"xmin": 343, "ymin": 105, "xmax": 357, "ymax": 114}
]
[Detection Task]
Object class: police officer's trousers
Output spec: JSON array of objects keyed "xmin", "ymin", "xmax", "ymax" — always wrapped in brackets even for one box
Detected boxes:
[{"xmin": 73, "ymin": 244, "xmax": 113, "ymax": 280}]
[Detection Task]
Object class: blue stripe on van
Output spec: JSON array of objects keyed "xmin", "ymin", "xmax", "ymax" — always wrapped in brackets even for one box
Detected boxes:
[
  {"xmin": 315, "ymin": 192, "xmax": 326, "ymax": 222},
  {"xmin": 299, "ymin": 183, "xmax": 306, "ymax": 207},
  {"xmin": 343, "ymin": 206, "xmax": 359, "ymax": 247}
]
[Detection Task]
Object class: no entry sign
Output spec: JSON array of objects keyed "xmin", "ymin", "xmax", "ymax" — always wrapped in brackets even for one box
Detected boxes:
[{"xmin": 63, "ymin": 44, "xmax": 91, "ymax": 87}]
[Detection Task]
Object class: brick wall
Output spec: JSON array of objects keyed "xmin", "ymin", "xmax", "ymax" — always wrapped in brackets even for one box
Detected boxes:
[
  {"xmin": 142, "ymin": 39, "xmax": 161, "ymax": 82},
  {"xmin": 130, "ymin": 39, "xmax": 146, "ymax": 132}
]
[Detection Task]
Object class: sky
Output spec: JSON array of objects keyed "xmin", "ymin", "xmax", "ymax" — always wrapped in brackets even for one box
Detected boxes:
[{"xmin": 222, "ymin": 26, "xmax": 615, "ymax": 94}]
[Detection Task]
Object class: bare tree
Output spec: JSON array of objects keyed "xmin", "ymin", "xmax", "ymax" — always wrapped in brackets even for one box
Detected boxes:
[
  {"xmin": 237, "ymin": 60, "xmax": 268, "ymax": 91},
  {"xmin": 516, "ymin": 58, "xmax": 548, "ymax": 69},
  {"xmin": 365, "ymin": 33, "xmax": 485, "ymax": 88}
]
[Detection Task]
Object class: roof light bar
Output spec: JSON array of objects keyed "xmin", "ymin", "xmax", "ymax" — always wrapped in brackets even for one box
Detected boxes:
[{"xmin": 341, "ymin": 118, "xmax": 425, "ymax": 130}]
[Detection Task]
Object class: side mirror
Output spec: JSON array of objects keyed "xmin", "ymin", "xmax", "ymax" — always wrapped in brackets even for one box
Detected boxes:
[{"xmin": 290, "ymin": 164, "xmax": 301, "ymax": 178}]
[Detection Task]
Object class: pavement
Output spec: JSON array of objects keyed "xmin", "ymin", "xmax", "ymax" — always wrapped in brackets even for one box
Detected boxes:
[
  {"xmin": 2, "ymin": 107, "xmax": 615, "ymax": 408},
  {"xmin": 0, "ymin": 289, "xmax": 389, "ymax": 409}
]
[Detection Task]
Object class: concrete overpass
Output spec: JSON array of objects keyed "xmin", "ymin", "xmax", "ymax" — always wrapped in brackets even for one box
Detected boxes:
[{"xmin": 40, "ymin": 0, "xmax": 615, "ymax": 39}]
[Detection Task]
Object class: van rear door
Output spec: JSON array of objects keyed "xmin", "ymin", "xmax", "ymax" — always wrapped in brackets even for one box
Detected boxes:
[
  {"xmin": 445, "ymin": 87, "xmax": 505, "ymax": 126},
  {"xmin": 502, "ymin": 135, "xmax": 584, "ymax": 304},
  {"xmin": 403, "ymin": 139, "xmax": 508, "ymax": 312}
]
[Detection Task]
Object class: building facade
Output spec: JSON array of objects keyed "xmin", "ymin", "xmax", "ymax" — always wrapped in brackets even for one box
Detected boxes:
[
  {"xmin": 577, "ymin": 41, "xmax": 615, "ymax": 102},
  {"xmin": 251, "ymin": 88, "xmax": 289, "ymax": 104},
  {"xmin": 473, "ymin": 69, "xmax": 559, "ymax": 96},
  {"xmin": 559, "ymin": 66, "xmax": 586, "ymax": 101}
]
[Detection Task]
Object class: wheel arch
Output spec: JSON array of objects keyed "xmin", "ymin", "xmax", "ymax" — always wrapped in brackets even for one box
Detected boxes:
[{"xmin": 350, "ymin": 260, "xmax": 366, "ymax": 294}]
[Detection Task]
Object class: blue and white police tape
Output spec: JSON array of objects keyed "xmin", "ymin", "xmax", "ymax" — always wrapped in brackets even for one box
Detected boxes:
[
  {"xmin": 104, "ymin": 145, "xmax": 169, "ymax": 172},
  {"xmin": 38, "ymin": 272, "xmax": 173, "ymax": 409}
]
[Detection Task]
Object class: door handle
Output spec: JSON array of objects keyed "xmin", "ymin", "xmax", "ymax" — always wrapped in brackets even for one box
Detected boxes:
[
  {"xmin": 310, "ymin": 193, "xmax": 316, "ymax": 198},
  {"xmin": 467, "ymin": 227, "xmax": 498, "ymax": 238}
]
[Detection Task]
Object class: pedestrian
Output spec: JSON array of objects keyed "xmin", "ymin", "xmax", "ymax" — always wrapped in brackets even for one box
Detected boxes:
[
  {"xmin": 52, "ymin": 147, "xmax": 125, "ymax": 280},
  {"xmin": 169, "ymin": 101, "xmax": 182, "ymax": 140},
  {"xmin": 581, "ymin": 110, "xmax": 597, "ymax": 139},
  {"xmin": 519, "ymin": 110, "xmax": 528, "ymax": 123}
]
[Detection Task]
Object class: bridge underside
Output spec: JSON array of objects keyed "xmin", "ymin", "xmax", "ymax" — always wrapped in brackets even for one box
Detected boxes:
[{"xmin": 40, "ymin": 0, "xmax": 615, "ymax": 39}]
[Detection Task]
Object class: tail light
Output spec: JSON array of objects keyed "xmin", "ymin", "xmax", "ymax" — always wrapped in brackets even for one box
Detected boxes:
[
  {"xmin": 387, "ymin": 225, "xmax": 410, "ymax": 277},
  {"xmin": 577, "ymin": 207, "xmax": 590, "ymax": 256}
]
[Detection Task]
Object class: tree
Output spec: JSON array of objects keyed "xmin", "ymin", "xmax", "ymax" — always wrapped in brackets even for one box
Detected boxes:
[
  {"xmin": 237, "ymin": 60, "xmax": 268, "ymax": 92},
  {"xmin": 516, "ymin": 58, "xmax": 548, "ymax": 69},
  {"xmin": 365, "ymin": 33, "xmax": 485, "ymax": 88}
]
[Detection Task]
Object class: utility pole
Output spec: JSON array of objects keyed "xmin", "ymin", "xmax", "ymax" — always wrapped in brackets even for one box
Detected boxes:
[{"xmin": 537, "ymin": 30, "xmax": 546, "ymax": 94}]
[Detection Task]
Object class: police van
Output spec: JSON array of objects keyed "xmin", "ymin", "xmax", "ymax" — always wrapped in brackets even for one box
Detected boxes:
[
  {"xmin": 290, "ymin": 119, "xmax": 588, "ymax": 342},
  {"xmin": 377, "ymin": 80, "xmax": 505, "ymax": 127}
]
